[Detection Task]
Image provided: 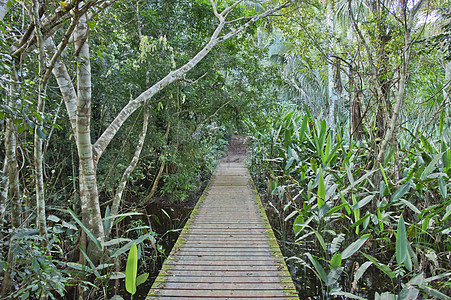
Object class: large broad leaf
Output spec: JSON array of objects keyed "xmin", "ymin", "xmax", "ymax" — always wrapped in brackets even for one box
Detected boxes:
[
  {"xmin": 362, "ymin": 253, "xmax": 395, "ymax": 279},
  {"xmin": 306, "ymin": 253, "xmax": 328, "ymax": 284},
  {"xmin": 111, "ymin": 232, "xmax": 155, "ymax": 257},
  {"xmin": 329, "ymin": 253, "xmax": 342, "ymax": 269},
  {"xmin": 353, "ymin": 261, "xmax": 372, "ymax": 283},
  {"xmin": 125, "ymin": 244, "xmax": 138, "ymax": 295},
  {"xmin": 330, "ymin": 288, "xmax": 366, "ymax": 300},
  {"xmin": 421, "ymin": 152, "xmax": 444, "ymax": 179},
  {"xmin": 66, "ymin": 208, "xmax": 103, "ymax": 251},
  {"xmin": 136, "ymin": 273, "xmax": 149, "ymax": 286},
  {"xmin": 317, "ymin": 168, "xmax": 326, "ymax": 209},
  {"xmin": 391, "ymin": 182, "xmax": 411, "ymax": 202},
  {"xmin": 375, "ymin": 292, "xmax": 397, "ymax": 300},
  {"xmin": 341, "ymin": 234, "xmax": 370, "ymax": 259},
  {"xmin": 418, "ymin": 285, "xmax": 451, "ymax": 300},
  {"xmin": 396, "ymin": 215, "xmax": 412, "ymax": 271},
  {"xmin": 399, "ymin": 273, "xmax": 423, "ymax": 300}
]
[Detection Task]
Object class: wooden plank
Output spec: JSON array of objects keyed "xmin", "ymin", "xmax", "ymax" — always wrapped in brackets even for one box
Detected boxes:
[
  {"xmin": 148, "ymin": 289, "xmax": 297, "ymax": 297},
  {"xmin": 154, "ymin": 275, "xmax": 289, "ymax": 283}
]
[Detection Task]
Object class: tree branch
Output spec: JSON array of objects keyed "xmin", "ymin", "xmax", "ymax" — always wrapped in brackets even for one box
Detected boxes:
[{"xmin": 92, "ymin": 0, "xmax": 296, "ymax": 163}]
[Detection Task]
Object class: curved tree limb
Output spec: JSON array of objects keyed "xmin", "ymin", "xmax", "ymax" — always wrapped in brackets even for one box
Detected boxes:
[{"xmin": 93, "ymin": 0, "xmax": 296, "ymax": 163}]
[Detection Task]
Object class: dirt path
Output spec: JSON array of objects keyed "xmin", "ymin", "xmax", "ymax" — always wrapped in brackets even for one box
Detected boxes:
[{"xmin": 220, "ymin": 134, "xmax": 248, "ymax": 164}]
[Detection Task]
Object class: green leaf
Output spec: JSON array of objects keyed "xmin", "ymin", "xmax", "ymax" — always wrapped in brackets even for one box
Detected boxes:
[
  {"xmin": 330, "ymin": 253, "xmax": 342, "ymax": 269},
  {"xmin": 36, "ymin": 127, "xmax": 46, "ymax": 140},
  {"xmin": 418, "ymin": 285, "xmax": 451, "ymax": 300},
  {"xmin": 330, "ymin": 289, "xmax": 366, "ymax": 300},
  {"xmin": 326, "ymin": 267, "xmax": 341, "ymax": 286},
  {"xmin": 306, "ymin": 253, "xmax": 328, "ymax": 284},
  {"xmin": 421, "ymin": 152, "xmax": 444, "ymax": 179},
  {"xmin": 111, "ymin": 232, "xmax": 155, "ymax": 257},
  {"xmin": 396, "ymin": 215, "xmax": 411, "ymax": 270},
  {"xmin": 313, "ymin": 229, "xmax": 327, "ymax": 252},
  {"xmin": 438, "ymin": 176, "xmax": 447, "ymax": 199},
  {"xmin": 318, "ymin": 168, "xmax": 325, "ymax": 209},
  {"xmin": 391, "ymin": 182, "xmax": 411, "ymax": 202},
  {"xmin": 66, "ymin": 208, "xmax": 103, "ymax": 251},
  {"xmin": 136, "ymin": 273, "xmax": 149, "ymax": 286},
  {"xmin": 399, "ymin": 199, "xmax": 421, "ymax": 215},
  {"xmin": 353, "ymin": 195, "xmax": 374, "ymax": 210},
  {"xmin": 125, "ymin": 244, "xmax": 138, "ymax": 295},
  {"xmin": 341, "ymin": 234, "xmax": 369, "ymax": 259},
  {"xmin": 353, "ymin": 261, "xmax": 372, "ymax": 283},
  {"xmin": 104, "ymin": 206, "xmax": 111, "ymax": 233},
  {"xmin": 399, "ymin": 273, "xmax": 423, "ymax": 300},
  {"xmin": 79, "ymin": 246, "xmax": 101, "ymax": 278},
  {"xmin": 362, "ymin": 253, "xmax": 395, "ymax": 279},
  {"xmin": 379, "ymin": 164, "xmax": 391, "ymax": 193}
]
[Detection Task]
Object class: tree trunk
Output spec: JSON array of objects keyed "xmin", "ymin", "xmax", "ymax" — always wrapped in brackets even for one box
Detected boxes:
[
  {"xmin": 75, "ymin": 12, "xmax": 105, "ymax": 261},
  {"xmin": 1, "ymin": 119, "xmax": 21, "ymax": 297},
  {"xmin": 107, "ymin": 106, "xmax": 149, "ymax": 237},
  {"xmin": 0, "ymin": 157, "xmax": 7, "ymax": 219},
  {"xmin": 32, "ymin": 0, "xmax": 48, "ymax": 241},
  {"xmin": 444, "ymin": 61, "xmax": 451, "ymax": 125},
  {"xmin": 0, "ymin": 0, "xmax": 7, "ymax": 21},
  {"xmin": 326, "ymin": 3, "xmax": 339, "ymax": 131},
  {"xmin": 376, "ymin": 0, "xmax": 425, "ymax": 163}
]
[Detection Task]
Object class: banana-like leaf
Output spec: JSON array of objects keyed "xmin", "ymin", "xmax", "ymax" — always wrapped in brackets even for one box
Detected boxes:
[
  {"xmin": 318, "ymin": 168, "xmax": 326, "ymax": 209},
  {"xmin": 136, "ymin": 273, "xmax": 149, "ymax": 286},
  {"xmin": 396, "ymin": 215, "xmax": 412, "ymax": 271},
  {"xmin": 421, "ymin": 152, "xmax": 444, "ymax": 179},
  {"xmin": 306, "ymin": 253, "xmax": 328, "ymax": 284},
  {"xmin": 66, "ymin": 208, "xmax": 103, "ymax": 251},
  {"xmin": 341, "ymin": 234, "xmax": 369, "ymax": 259},
  {"xmin": 399, "ymin": 273, "xmax": 423, "ymax": 300},
  {"xmin": 125, "ymin": 244, "xmax": 138, "ymax": 295},
  {"xmin": 353, "ymin": 261, "xmax": 372, "ymax": 283}
]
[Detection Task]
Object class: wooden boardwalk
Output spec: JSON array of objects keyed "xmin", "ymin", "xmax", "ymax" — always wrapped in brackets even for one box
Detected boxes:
[{"xmin": 147, "ymin": 162, "xmax": 298, "ymax": 299}]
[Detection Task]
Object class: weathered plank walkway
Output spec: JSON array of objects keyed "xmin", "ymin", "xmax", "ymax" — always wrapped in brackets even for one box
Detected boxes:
[{"xmin": 147, "ymin": 162, "xmax": 298, "ymax": 299}]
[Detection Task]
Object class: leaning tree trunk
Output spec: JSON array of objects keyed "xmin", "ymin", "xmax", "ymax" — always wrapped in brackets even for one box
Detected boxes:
[
  {"xmin": 107, "ymin": 106, "xmax": 149, "ymax": 237},
  {"xmin": 75, "ymin": 12, "xmax": 105, "ymax": 262}
]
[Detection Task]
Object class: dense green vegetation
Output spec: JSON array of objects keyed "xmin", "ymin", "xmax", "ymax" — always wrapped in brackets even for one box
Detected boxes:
[{"xmin": 0, "ymin": 0, "xmax": 450, "ymax": 299}]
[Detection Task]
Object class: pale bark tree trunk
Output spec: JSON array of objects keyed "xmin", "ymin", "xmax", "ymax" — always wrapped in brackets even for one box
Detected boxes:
[
  {"xmin": 0, "ymin": 157, "xmax": 6, "ymax": 219},
  {"xmin": 75, "ymin": 12, "xmax": 105, "ymax": 261},
  {"xmin": 326, "ymin": 3, "xmax": 338, "ymax": 131},
  {"xmin": 31, "ymin": 0, "xmax": 48, "ymax": 241},
  {"xmin": 376, "ymin": 0, "xmax": 425, "ymax": 163},
  {"xmin": 1, "ymin": 118, "xmax": 21, "ymax": 297},
  {"xmin": 444, "ymin": 61, "xmax": 451, "ymax": 124},
  {"xmin": 0, "ymin": 0, "xmax": 7, "ymax": 21},
  {"xmin": 107, "ymin": 106, "xmax": 149, "ymax": 237}
]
